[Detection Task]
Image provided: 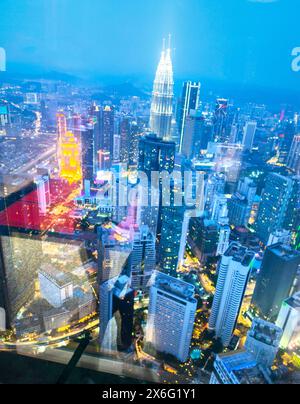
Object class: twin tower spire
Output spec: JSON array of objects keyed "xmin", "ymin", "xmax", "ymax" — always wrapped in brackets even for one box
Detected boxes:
[{"xmin": 149, "ymin": 36, "xmax": 174, "ymax": 141}]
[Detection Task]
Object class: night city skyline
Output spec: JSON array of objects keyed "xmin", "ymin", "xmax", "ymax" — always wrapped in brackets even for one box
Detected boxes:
[{"xmin": 0, "ymin": 0, "xmax": 300, "ymax": 388}]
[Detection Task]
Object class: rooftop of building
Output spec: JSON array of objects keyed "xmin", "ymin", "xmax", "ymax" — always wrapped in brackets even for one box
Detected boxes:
[
  {"xmin": 39, "ymin": 265, "xmax": 73, "ymax": 288},
  {"xmin": 153, "ymin": 271, "xmax": 196, "ymax": 303},
  {"xmin": 217, "ymin": 350, "xmax": 270, "ymax": 384},
  {"xmin": 285, "ymin": 292, "xmax": 300, "ymax": 310},
  {"xmin": 224, "ymin": 242, "xmax": 255, "ymax": 267},
  {"xmin": 248, "ymin": 318, "xmax": 282, "ymax": 346},
  {"xmin": 268, "ymin": 243, "xmax": 300, "ymax": 261},
  {"xmin": 140, "ymin": 133, "xmax": 176, "ymax": 147}
]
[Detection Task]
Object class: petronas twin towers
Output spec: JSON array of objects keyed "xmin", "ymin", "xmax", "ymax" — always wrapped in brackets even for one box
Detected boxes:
[{"xmin": 149, "ymin": 37, "xmax": 174, "ymax": 141}]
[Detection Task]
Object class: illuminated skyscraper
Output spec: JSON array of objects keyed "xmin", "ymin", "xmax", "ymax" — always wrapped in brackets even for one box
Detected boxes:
[
  {"xmin": 276, "ymin": 292, "xmax": 300, "ymax": 350},
  {"xmin": 0, "ymin": 102, "xmax": 10, "ymax": 128},
  {"xmin": 101, "ymin": 105, "xmax": 115, "ymax": 166},
  {"xmin": 209, "ymin": 243, "xmax": 255, "ymax": 347},
  {"xmin": 255, "ymin": 173, "xmax": 299, "ymax": 244},
  {"xmin": 287, "ymin": 135, "xmax": 300, "ymax": 175},
  {"xmin": 146, "ymin": 271, "xmax": 197, "ymax": 362},
  {"xmin": 81, "ymin": 123, "xmax": 95, "ymax": 183},
  {"xmin": 138, "ymin": 134, "xmax": 176, "ymax": 235},
  {"xmin": 149, "ymin": 38, "xmax": 174, "ymax": 141},
  {"xmin": 242, "ymin": 121, "xmax": 257, "ymax": 151},
  {"xmin": 181, "ymin": 110, "xmax": 205, "ymax": 159},
  {"xmin": 158, "ymin": 185, "xmax": 185, "ymax": 276},
  {"xmin": 128, "ymin": 225, "xmax": 156, "ymax": 290},
  {"xmin": 177, "ymin": 81, "xmax": 201, "ymax": 152},
  {"xmin": 213, "ymin": 98, "xmax": 229, "ymax": 142},
  {"xmin": 57, "ymin": 113, "xmax": 82, "ymax": 184},
  {"xmin": 252, "ymin": 243, "xmax": 300, "ymax": 320}
]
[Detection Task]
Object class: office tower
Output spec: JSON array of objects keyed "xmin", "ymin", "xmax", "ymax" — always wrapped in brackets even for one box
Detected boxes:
[
  {"xmin": 0, "ymin": 47, "xmax": 5, "ymax": 72},
  {"xmin": 252, "ymin": 243, "xmax": 300, "ymax": 320},
  {"xmin": 177, "ymin": 81, "xmax": 201, "ymax": 152},
  {"xmin": 149, "ymin": 39, "xmax": 174, "ymax": 141},
  {"xmin": 267, "ymin": 229, "xmax": 291, "ymax": 247},
  {"xmin": 57, "ymin": 112, "xmax": 67, "ymax": 162},
  {"xmin": 283, "ymin": 176, "xmax": 300, "ymax": 235},
  {"xmin": 209, "ymin": 243, "xmax": 255, "ymax": 347},
  {"xmin": 217, "ymin": 222, "xmax": 231, "ymax": 256},
  {"xmin": 276, "ymin": 292, "xmax": 300, "ymax": 350},
  {"xmin": 213, "ymin": 98, "xmax": 229, "ymax": 142},
  {"xmin": 119, "ymin": 118, "xmax": 141, "ymax": 166},
  {"xmin": 128, "ymin": 225, "xmax": 156, "ymax": 290},
  {"xmin": 189, "ymin": 217, "xmax": 219, "ymax": 264},
  {"xmin": 237, "ymin": 177, "xmax": 257, "ymax": 203},
  {"xmin": 57, "ymin": 112, "xmax": 81, "ymax": 183},
  {"xmin": 210, "ymin": 351, "xmax": 271, "ymax": 385},
  {"xmin": 0, "ymin": 238, "xmax": 9, "ymax": 328},
  {"xmin": 119, "ymin": 117, "xmax": 130, "ymax": 163},
  {"xmin": 181, "ymin": 110, "xmax": 205, "ymax": 159},
  {"xmin": 38, "ymin": 266, "xmax": 73, "ymax": 308},
  {"xmin": 98, "ymin": 224, "xmax": 134, "ymax": 351},
  {"xmin": 178, "ymin": 209, "xmax": 195, "ymax": 266},
  {"xmin": 204, "ymin": 173, "xmax": 226, "ymax": 212},
  {"xmin": 34, "ymin": 175, "xmax": 51, "ymax": 215},
  {"xmin": 101, "ymin": 105, "xmax": 114, "ymax": 166},
  {"xmin": 71, "ymin": 113, "xmax": 82, "ymax": 145},
  {"xmin": 211, "ymin": 194, "xmax": 228, "ymax": 223},
  {"xmin": 58, "ymin": 129, "xmax": 82, "ymax": 184},
  {"xmin": 98, "ymin": 149, "xmax": 111, "ymax": 171},
  {"xmin": 128, "ymin": 121, "xmax": 140, "ymax": 166},
  {"xmin": 138, "ymin": 134, "xmax": 176, "ymax": 235},
  {"xmin": 255, "ymin": 173, "xmax": 298, "ymax": 244},
  {"xmin": 89, "ymin": 102, "xmax": 101, "ymax": 155},
  {"xmin": 138, "ymin": 133, "xmax": 176, "ymax": 175},
  {"xmin": 278, "ymin": 120, "xmax": 296, "ymax": 163},
  {"xmin": 158, "ymin": 194, "xmax": 185, "ymax": 276},
  {"xmin": 0, "ymin": 307, "xmax": 5, "ymax": 331},
  {"xmin": 97, "ymin": 226, "xmax": 132, "ymax": 284},
  {"xmin": 287, "ymin": 135, "xmax": 300, "ymax": 175},
  {"xmin": 81, "ymin": 123, "xmax": 95, "ymax": 183},
  {"xmin": 99, "ymin": 274, "xmax": 134, "ymax": 352},
  {"xmin": 228, "ymin": 194, "xmax": 251, "ymax": 227},
  {"xmin": 113, "ymin": 134, "xmax": 121, "ymax": 162},
  {"xmin": 145, "ymin": 271, "xmax": 197, "ymax": 362},
  {"xmin": 0, "ymin": 102, "xmax": 10, "ymax": 127},
  {"xmin": 208, "ymin": 142, "xmax": 243, "ymax": 185},
  {"xmin": 245, "ymin": 318, "xmax": 282, "ymax": 367},
  {"xmin": 242, "ymin": 121, "xmax": 257, "ymax": 151}
]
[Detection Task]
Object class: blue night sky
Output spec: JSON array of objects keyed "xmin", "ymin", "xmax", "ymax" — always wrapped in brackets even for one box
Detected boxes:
[{"xmin": 0, "ymin": 0, "xmax": 300, "ymax": 93}]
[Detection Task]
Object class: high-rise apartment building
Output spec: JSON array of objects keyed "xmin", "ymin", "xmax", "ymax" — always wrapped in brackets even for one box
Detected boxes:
[
  {"xmin": 145, "ymin": 271, "xmax": 197, "ymax": 362},
  {"xmin": 209, "ymin": 243, "xmax": 255, "ymax": 347}
]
